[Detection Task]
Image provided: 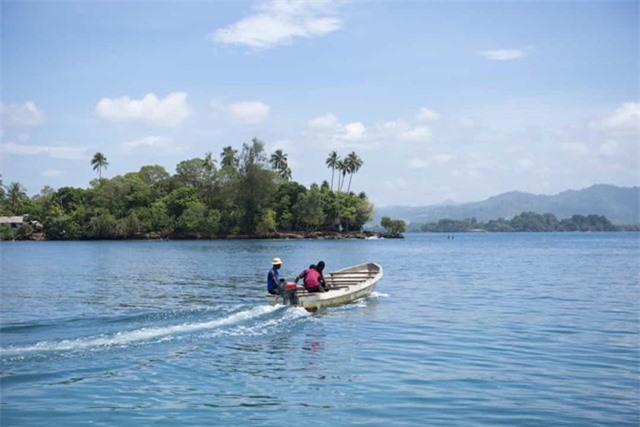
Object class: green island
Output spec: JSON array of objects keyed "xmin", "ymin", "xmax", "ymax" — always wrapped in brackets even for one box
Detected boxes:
[{"xmin": 0, "ymin": 138, "xmax": 406, "ymax": 241}]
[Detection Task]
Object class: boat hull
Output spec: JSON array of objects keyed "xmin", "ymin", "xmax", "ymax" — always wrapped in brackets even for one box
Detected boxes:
[{"xmin": 266, "ymin": 262, "xmax": 383, "ymax": 311}]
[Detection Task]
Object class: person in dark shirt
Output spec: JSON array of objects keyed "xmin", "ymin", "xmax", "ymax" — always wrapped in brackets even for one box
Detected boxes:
[
  {"xmin": 295, "ymin": 261, "xmax": 328, "ymax": 293},
  {"xmin": 267, "ymin": 257, "xmax": 284, "ymax": 295},
  {"xmin": 316, "ymin": 260, "xmax": 327, "ymax": 291}
]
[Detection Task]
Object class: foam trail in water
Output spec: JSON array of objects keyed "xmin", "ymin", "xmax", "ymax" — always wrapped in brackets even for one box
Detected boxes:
[
  {"xmin": 370, "ymin": 291, "xmax": 390, "ymax": 298},
  {"xmin": 1, "ymin": 305, "xmax": 280, "ymax": 356},
  {"xmin": 222, "ymin": 305, "xmax": 312, "ymax": 337}
]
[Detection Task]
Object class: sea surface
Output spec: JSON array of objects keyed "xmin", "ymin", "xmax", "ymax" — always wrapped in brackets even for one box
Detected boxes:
[{"xmin": 1, "ymin": 233, "xmax": 638, "ymax": 426}]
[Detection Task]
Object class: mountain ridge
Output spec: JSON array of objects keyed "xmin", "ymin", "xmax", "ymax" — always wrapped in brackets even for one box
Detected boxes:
[{"xmin": 375, "ymin": 184, "xmax": 640, "ymax": 225}]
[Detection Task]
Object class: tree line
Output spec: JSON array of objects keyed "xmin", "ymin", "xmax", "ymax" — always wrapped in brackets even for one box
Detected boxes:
[
  {"xmin": 0, "ymin": 139, "xmax": 375, "ymax": 240},
  {"xmin": 412, "ymin": 211, "xmax": 639, "ymax": 233}
]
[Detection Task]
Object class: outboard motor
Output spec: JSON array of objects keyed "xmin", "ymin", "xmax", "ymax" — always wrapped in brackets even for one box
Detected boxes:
[{"xmin": 282, "ymin": 282, "xmax": 299, "ymax": 306}]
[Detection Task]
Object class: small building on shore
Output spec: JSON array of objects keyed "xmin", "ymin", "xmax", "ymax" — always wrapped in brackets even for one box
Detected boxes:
[{"xmin": 0, "ymin": 215, "xmax": 43, "ymax": 230}]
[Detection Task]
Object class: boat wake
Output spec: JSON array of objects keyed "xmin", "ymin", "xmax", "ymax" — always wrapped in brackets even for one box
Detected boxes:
[
  {"xmin": 0, "ymin": 305, "xmax": 309, "ymax": 358},
  {"xmin": 370, "ymin": 291, "xmax": 390, "ymax": 298}
]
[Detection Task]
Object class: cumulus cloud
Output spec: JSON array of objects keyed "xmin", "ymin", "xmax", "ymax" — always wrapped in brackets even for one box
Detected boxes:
[
  {"xmin": 416, "ymin": 107, "xmax": 439, "ymax": 122},
  {"xmin": 593, "ymin": 102, "xmax": 640, "ymax": 133},
  {"xmin": 342, "ymin": 122, "xmax": 366, "ymax": 141},
  {"xmin": 0, "ymin": 141, "xmax": 87, "ymax": 159},
  {"xmin": 307, "ymin": 114, "xmax": 368, "ymax": 147},
  {"xmin": 1, "ymin": 101, "xmax": 46, "ymax": 127},
  {"xmin": 209, "ymin": 99, "xmax": 271, "ymax": 125},
  {"xmin": 228, "ymin": 101, "xmax": 271, "ymax": 124},
  {"xmin": 382, "ymin": 120, "xmax": 433, "ymax": 143},
  {"xmin": 95, "ymin": 92, "xmax": 191, "ymax": 127},
  {"xmin": 308, "ymin": 113, "xmax": 339, "ymax": 129},
  {"xmin": 308, "ymin": 106, "xmax": 440, "ymax": 150},
  {"xmin": 478, "ymin": 48, "xmax": 527, "ymax": 61},
  {"xmin": 399, "ymin": 125, "xmax": 432, "ymax": 142},
  {"xmin": 120, "ymin": 135, "xmax": 183, "ymax": 155},
  {"xmin": 211, "ymin": 0, "xmax": 342, "ymax": 49}
]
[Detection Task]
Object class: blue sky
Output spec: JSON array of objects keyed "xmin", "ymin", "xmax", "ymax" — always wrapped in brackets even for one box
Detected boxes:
[{"xmin": 1, "ymin": 0, "xmax": 638, "ymax": 207}]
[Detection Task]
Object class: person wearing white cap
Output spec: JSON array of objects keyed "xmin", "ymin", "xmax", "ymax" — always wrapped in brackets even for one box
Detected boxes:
[{"xmin": 267, "ymin": 257, "xmax": 284, "ymax": 295}]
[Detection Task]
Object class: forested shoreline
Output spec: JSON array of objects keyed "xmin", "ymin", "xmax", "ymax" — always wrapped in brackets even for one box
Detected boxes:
[
  {"xmin": 410, "ymin": 211, "xmax": 639, "ymax": 233},
  {"xmin": 1, "ymin": 139, "xmax": 388, "ymax": 241}
]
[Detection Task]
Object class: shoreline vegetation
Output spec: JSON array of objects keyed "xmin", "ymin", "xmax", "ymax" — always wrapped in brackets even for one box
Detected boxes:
[
  {"xmin": 0, "ymin": 139, "xmax": 407, "ymax": 241},
  {"xmin": 13, "ymin": 230, "xmax": 400, "ymax": 242},
  {"xmin": 409, "ymin": 211, "xmax": 639, "ymax": 233}
]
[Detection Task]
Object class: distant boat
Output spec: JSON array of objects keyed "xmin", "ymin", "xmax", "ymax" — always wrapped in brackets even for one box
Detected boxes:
[{"xmin": 266, "ymin": 262, "xmax": 383, "ymax": 311}]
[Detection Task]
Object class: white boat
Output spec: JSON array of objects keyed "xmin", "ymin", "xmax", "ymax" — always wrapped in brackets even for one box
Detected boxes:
[{"xmin": 266, "ymin": 262, "xmax": 383, "ymax": 311}]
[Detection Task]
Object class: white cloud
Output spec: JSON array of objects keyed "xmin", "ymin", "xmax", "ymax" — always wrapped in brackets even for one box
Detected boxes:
[
  {"xmin": 478, "ymin": 48, "xmax": 527, "ymax": 61},
  {"xmin": 380, "ymin": 121, "xmax": 399, "ymax": 132},
  {"xmin": 342, "ymin": 122, "xmax": 366, "ymax": 141},
  {"xmin": 1, "ymin": 101, "xmax": 46, "ymax": 127},
  {"xmin": 0, "ymin": 141, "xmax": 87, "ymax": 159},
  {"xmin": 416, "ymin": 107, "xmax": 439, "ymax": 122},
  {"xmin": 95, "ymin": 92, "xmax": 191, "ymax": 127},
  {"xmin": 308, "ymin": 113, "xmax": 339, "ymax": 129},
  {"xmin": 228, "ymin": 101, "xmax": 271, "ymax": 124},
  {"xmin": 398, "ymin": 125, "xmax": 432, "ymax": 142},
  {"xmin": 382, "ymin": 120, "xmax": 433, "ymax": 143},
  {"xmin": 211, "ymin": 0, "xmax": 342, "ymax": 49},
  {"xmin": 307, "ymin": 114, "xmax": 370, "ymax": 148},
  {"xmin": 593, "ymin": 102, "xmax": 640, "ymax": 133},
  {"xmin": 120, "ymin": 135, "xmax": 183, "ymax": 155}
]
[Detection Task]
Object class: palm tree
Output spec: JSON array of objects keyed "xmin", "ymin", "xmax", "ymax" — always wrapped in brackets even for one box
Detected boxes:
[
  {"xmin": 220, "ymin": 146, "xmax": 238, "ymax": 169},
  {"xmin": 336, "ymin": 158, "xmax": 348, "ymax": 192},
  {"xmin": 345, "ymin": 152, "xmax": 363, "ymax": 193},
  {"xmin": 91, "ymin": 152, "xmax": 109, "ymax": 179},
  {"xmin": 270, "ymin": 149, "xmax": 291, "ymax": 180},
  {"xmin": 325, "ymin": 151, "xmax": 339, "ymax": 191},
  {"xmin": 203, "ymin": 152, "xmax": 217, "ymax": 174},
  {"xmin": 200, "ymin": 152, "xmax": 217, "ymax": 204},
  {"xmin": 7, "ymin": 182, "xmax": 27, "ymax": 213},
  {"xmin": 202, "ymin": 151, "xmax": 217, "ymax": 182},
  {"xmin": 269, "ymin": 149, "xmax": 287, "ymax": 170},
  {"xmin": 279, "ymin": 166, "xmax": 292, "ymax": 180}
]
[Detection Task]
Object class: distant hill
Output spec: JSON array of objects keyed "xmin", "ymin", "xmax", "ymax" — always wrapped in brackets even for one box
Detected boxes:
[{"xmin": 375, "ymin": 185, "xmax": 640, "ymax": 225}]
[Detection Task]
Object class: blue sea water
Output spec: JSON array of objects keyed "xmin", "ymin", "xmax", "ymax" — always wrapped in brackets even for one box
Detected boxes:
[{"xmin": 1, "ymin": 233, "xmax": 638, "ymax": 426}]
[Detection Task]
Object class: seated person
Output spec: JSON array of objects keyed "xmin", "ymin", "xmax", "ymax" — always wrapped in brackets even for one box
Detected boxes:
[
  {"xmin": 295, "ymin": 264, "xmax": 325, "ymax": 293},
  {"xmin": 316, "ymin": 260, "xmax": 327, "ymax": 290},
  {"xmin": 267, "ymin": 257, "xmax": 284, "ymax": 295}
]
